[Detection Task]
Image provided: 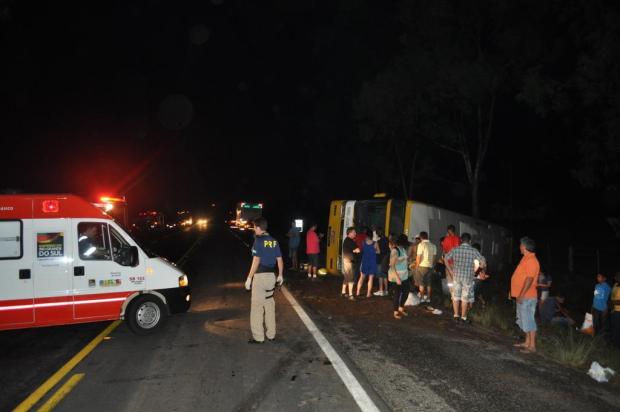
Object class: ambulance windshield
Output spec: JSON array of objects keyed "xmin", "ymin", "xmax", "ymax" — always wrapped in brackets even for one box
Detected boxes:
[{"xmin": 122, "ymin": 229, "xmax": 158, "ymax": 258}]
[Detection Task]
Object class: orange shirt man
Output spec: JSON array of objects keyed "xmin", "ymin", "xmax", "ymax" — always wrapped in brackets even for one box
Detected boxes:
[
  {"xmin": 511, "ymin": 253, "xmax": 540, "ymax": 300},
  {"xmin": 511, "ymin": 237, "xmax": 540, "ymax": 354}
]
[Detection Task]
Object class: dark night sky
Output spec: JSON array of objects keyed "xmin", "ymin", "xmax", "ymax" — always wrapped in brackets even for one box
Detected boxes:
[{"xmin": 0, "ymin": 0, "xmax": 617, "ymax": 242}]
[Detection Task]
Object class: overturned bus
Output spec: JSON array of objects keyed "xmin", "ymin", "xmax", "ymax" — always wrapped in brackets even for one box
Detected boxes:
[{"xmin": 326, "ymin": 198, "xmax": 512, "ymax": 276}]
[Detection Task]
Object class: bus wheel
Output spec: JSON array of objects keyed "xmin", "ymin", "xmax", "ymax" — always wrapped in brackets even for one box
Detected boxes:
[{"xmin": 127, "ymin": 295, "xmax": 167, "ymax": 335}]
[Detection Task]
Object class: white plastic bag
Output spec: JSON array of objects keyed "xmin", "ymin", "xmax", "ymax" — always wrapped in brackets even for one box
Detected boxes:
[
  {"xmin": 587, "ymin": 361, "xmax": 616, "ymax": 383},
  {"xmin": 404, "ymin": 292, "xmax": 421, "ymax": 306},
  {"xmin": 581, "ymin": 313, "xmax": 594, "ymax": 336}
]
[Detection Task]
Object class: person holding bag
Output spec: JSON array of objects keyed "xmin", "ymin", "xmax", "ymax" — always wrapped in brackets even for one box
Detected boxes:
[{"xmin": 389, "ymin": 234, "xmax": 411, "ymax": 319}]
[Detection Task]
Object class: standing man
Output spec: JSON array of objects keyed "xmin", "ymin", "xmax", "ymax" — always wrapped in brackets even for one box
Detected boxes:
[
  {"xmin": 244, "ymin": 217, "xmax": 284, "ymax": 344},
  {"xmin": 341, "ymin": 227, "xmax": 360, "ymax": 300},
  {"xmin": 445, "ymin": 233, "xmax": 485, "ymax": 324},
  {"xmin": 441, "ymin": 225, "xmax": 461, "ymax": 255},
  {"xmin": 414, "ymin": 232, "xmax": 437, "ymax": 303},
  {"xmin": 306, "ymin": 223, "xmax": 320, "ymax": 279},
  {"xmin": 511, "ymin": 237, "xmax": 540, "ymax": 353},
  {"xmin": 286, "ymin": 221, "xmax": 301, "ymax": 271},
  {"xmin": 441, "ymin": 225, "xmax": 461, "ymax": 280}
]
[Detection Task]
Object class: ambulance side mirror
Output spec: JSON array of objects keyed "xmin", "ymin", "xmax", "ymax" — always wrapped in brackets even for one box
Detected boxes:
[{"xmin": 129, "ymin": 246, "xmax": 139, "ymax": 267}]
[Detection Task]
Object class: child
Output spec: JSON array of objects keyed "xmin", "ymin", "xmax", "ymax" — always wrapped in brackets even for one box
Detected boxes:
[{"xmin": 592, "ymin": 273, "xmax": 611, "ymax": 336}]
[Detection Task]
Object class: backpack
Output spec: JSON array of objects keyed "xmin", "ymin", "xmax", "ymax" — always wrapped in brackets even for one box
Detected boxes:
[{"xmin": 389, "ymin": 247, "xmax": 409, "ymax": 282}]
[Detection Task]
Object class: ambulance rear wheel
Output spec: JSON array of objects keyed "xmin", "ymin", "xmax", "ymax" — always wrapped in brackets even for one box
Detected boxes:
[{"xmin": 127, "ymin": 295, "xmax": 167, "ymax": 335}]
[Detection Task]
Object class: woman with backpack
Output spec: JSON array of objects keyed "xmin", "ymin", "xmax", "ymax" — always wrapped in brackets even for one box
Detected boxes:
[{"xmin": 389, "ymin": 234, "xmax": 411, "ymax": 319}]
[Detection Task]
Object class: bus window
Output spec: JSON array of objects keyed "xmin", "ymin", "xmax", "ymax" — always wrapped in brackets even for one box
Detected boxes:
[
  {"xmin": 389, "ymin": 200, "xmax": 405, "ymax": 236},
  {"xmin": 354, "ymin": 200, "xmax": 387, "ymax": 233}
]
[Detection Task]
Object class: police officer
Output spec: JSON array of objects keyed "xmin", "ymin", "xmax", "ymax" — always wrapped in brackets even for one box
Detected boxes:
[{"xmin": 245, "ymin": 217, "xmax": 284, "ymax": 343}]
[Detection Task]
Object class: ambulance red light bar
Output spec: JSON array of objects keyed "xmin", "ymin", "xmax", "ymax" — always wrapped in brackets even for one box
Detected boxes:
[
  {"xmin": 99, "ymin": 196, "xmax": 126, "ymax": 203},
  {"xmin": 42, "ymin": 200, "xmax": 59, "ymax": 213}
]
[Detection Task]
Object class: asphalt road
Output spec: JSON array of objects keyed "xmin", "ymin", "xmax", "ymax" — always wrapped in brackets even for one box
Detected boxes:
[
  {"xmin": 0, "ymin": 228, "xmax": 202, "ymax": 412},
  {"xmin": 2, "ymin": 225, "xmax": 373, "ymax": 411},
  {"xmin": 2, "ymin": 224, "xmax": 619, "ymax": 411}
]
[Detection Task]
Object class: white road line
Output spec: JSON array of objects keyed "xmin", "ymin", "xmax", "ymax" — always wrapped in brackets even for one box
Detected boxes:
[
  {"xmin": 229, "ymin": 228, "xmax": 379, "ymax": 412},
  {"xmin": 280, "ymin": 286, "xmax": 380, "ymax": 412}
]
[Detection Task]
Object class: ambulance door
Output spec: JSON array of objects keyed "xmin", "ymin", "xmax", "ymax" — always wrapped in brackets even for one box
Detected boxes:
[
  {"xmin": 0, "ymin": 219, "xmax": 34, "ymax": 328},
  {"xmin": 72, "ymin": 220, "xmax": 136, "ymax": 320},
  {"xmin": 32, "ymin": 219, "xmax": 73, "ymax": 325}
]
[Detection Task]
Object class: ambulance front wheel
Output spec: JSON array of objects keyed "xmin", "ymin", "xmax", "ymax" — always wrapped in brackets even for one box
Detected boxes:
[{"xmin": 127, "ymin": 295, "xmax": 167, "ymax": 335}]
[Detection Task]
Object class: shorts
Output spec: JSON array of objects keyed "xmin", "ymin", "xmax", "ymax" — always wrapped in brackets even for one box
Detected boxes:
[
  {"xmin": 516, "ymin": 298, "xmax": 537, "ymax": 333},
  {"xmin": 415, "ymin": 267, "xmax": 432, "ymax": 287},
  {"xmin": 451, "ymin": 278, "xmax": 475, "ymax": 303},
  {"xmin": 307, "ymin": 253, "xmax": 319, "ymax": 267},
  {"xmin": 375, "ymin": 262, "xmax": 387, "ymax": 278},
  {"xmin": 342, "ymin": 259, "xmax": 355, "ymax": 282},
  {"xmin": 288, "ymin": 247, "xmax": 298, "ymax": 258}
]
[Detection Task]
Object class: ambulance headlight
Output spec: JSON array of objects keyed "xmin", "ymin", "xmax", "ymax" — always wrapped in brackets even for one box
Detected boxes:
[{"xmin": 179, "ymin": 274, "xmax": 189, "ymax": 287}]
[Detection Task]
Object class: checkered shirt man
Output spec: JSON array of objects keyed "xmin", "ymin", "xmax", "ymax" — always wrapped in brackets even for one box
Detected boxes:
[{"xmin": 445, "ymin": 243, "xmax": 485, "ymax": 282}]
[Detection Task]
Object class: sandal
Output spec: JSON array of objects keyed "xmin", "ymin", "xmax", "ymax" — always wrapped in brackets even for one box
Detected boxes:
[
  {"xmin": 393, "ymin": 312, "xmax": 402, "ymax": 320},
  {"xmin": 399, "ymin": 310, "xmax": 409, "ymax": 317}
]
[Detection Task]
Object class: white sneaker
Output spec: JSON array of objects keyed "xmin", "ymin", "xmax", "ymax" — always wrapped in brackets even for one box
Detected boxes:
[
  {"xmin": 373, "ymin": 291, "xmax": 383, "ymax": 296},
  {"xmin": 312, "ymin": 275, "xmax": 317, "ymax": 278},
  {"xmin": 307, "ymin": 273, "xmax": 312, "ymax": 278}
]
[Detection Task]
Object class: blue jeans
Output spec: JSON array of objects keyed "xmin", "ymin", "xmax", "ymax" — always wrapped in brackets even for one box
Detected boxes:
[{"xmin": 516, "ymin": 298, "xmax": 537, "ymax": 333}]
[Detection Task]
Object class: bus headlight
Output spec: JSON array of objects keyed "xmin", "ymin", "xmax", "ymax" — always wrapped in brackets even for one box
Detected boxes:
[{"xmin": 179, "ymin": 274, "xmax": 189, "ymax": 287}]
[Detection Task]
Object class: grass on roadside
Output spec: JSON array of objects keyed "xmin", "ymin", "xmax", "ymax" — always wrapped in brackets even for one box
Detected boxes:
[
  {"xmin": 469, "ymin": 304, "xmax": 514, "ymax": 333},
  {"xmin": 538, "ymin": 326, "xmax": 620, "ymax": 383},
  {"xmin": 466, "ymin": 302, "xmax": 620, "ymax": 385},
  {"xmin": 538, "ymin": 327, "xmax": 598, "ymax": 368}
]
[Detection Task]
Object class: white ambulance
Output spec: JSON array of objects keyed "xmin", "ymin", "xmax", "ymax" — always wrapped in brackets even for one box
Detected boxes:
[{"xmin": 0, "ymin": 194, "xmax": 191, "ymax": 334}]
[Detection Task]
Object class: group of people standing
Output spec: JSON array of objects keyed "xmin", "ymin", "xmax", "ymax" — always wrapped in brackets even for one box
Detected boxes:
[
  {"xmin": 337, "ymin": 224, "xmax": 488, "ymax": 321},
  {"xmin": 250, "ymin": 218, "xmax": 620, "ymax": 354}
]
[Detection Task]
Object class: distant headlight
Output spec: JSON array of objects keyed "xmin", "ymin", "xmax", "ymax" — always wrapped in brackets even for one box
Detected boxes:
[{"xmin": 179, "ymin": 274, "xmax": 189, "ymax": 287}]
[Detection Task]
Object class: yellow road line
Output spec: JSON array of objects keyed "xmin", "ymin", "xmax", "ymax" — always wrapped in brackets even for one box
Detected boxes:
[
  {"xmin": 35, "ymin": 373, "xmax": 85, "ymax": 412},
  {"xmin": 13, "ymin": 320, "xmax": 121, "ymax": 412}
]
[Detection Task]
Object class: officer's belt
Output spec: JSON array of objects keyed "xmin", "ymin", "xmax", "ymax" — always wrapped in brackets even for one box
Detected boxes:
[{"xmin": 257, "ymin": 265, "xmax": 275, "ymax": 273}]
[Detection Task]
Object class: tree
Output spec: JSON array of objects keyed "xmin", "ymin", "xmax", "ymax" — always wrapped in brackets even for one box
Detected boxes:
[
  {"xmin": 569, "ymin": 2, "xmax": 620, "ymax": 203},
  {"xmin": 517, "ymin": 1, "xmax": 620, "ymax": 212},
  {"xmin": 356, "ymin": 0, "xmax": 551, "ymax": 217}
]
